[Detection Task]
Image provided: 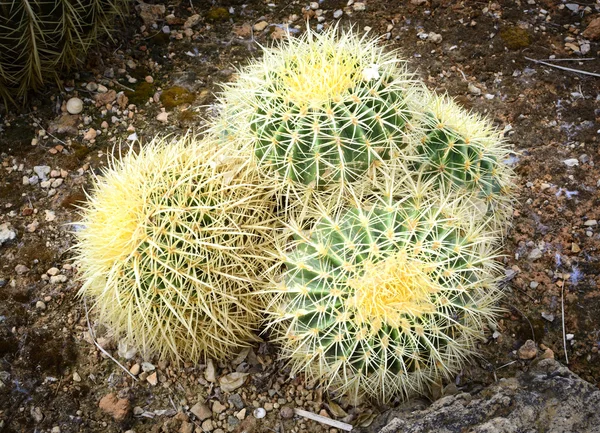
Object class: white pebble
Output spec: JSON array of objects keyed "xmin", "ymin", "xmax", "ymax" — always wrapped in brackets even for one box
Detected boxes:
[{"xmin": 66, "ymin": 97, "xmax": 83, "ymax": 114}]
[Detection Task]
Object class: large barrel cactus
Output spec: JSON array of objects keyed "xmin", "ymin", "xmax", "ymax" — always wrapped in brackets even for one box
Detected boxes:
[
  {"xmin": 266, "ymin": 183, "xmax": 502, "ymax": 402},
  {"xmin": 213, "ymin": 27, "xmax": 419, "ymax": 201},
  {"xmin": 74, "ymin": 135, "xmax": 279, "ymax": 362},
  {"xmin": 0, "ymin": 0, "xmax": 128, "ymax": 105}
]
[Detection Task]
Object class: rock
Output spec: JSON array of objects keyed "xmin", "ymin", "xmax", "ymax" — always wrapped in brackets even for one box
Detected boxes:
[
  {"xmin": 205, "ymin": 359, "xmax": 216, "ymax": 382},
  {"xmin": 467, "ymin": 82, "xmax": 481, "ymax": 95},
  {"xmin": 147, "ymin": 372, "xmax": 158, "ymax": 386},
  {"xmin": 518, "ymin": 339, "xmax": 538, "ymax": 360},
  {"xmin": 50, "ymin": 275, "xmax": 67, "ymax": 284},
  {"xmin": 540, "ymin": 348, "xmax": 555, "ymax": 360},
  {"xmin": 99, "ymin": 393, "xmax": 130, "ymax": 422},
  {"xmin": 571, "ymin": 242, "xmax": 581, "ymax": 253},
  {"xmin": 15, "ymin": 264, "xmax": 29, "ymax": 275},
  {"xmin": 333, "ymin": 9, "xmax": 343, "ymax": 18},
  {"xmin": 212, "ymin": 401, "xmax": 227, "ymax": 414},
  {"xmin": 184, "ymin": 14, "xmax": 201, "ymax": 29},
  {"xmin": 83, "ymin": 128, "xmax": 97, "ymax": 141},
  {"xmin": 94, "ymin": 89, "xmax": 117, "ymax": 107},
  {"xmin": 97, "ymin": 84, "xmax": 108, "ymax": 93},
  {"xmin": 228, "ymin": 394, "xmax": 245, "ymax": 410},
  {"xmin": 584, "ymin": 219, "xmax": 597, "ymax": 226},
  {"xmin": 34, "ymin": 165, "xmax": 51, "ymax": 180},
  {"xmin": 280, "ymin": 406, "xmax": 294, "ymax": 419},
  {"xmin": 190, "ymin": 402, "xmax": 212, "ymax": 421},
  {"xmin": 180, "ymin": 420, "xmax": 194, "ymax": 433},
  {"xmin": 563, "ymin": 158, "xmax": 579, "ymax": 167},
  {"xmin": 219, "ymin": 372, "xmax": 248, "ymax": 392},
  {"xmin": 136, "ymin": 1, "xmax": 166, "ymax": 26},
  {"xmin": 368, "ymin": 359, "xmax": 600, "ymax": 433},
  {"xmin": 73, "ymin": 371, "xmax": 81, "ymax": 382},
  {"xmin": 129, "ymin": 364, "xmax": 140, "ymax": 375},
  {"xmin": 583, "ymin": 17, "xmax": 600, "ymax": 40},
  {"xmin": 353, "ymin": 2, "xmax": 366, "ymax": 11},
  {"xmin": 527, "ymin": 248, "xmax": 543, "ymax": 261},
  {"xmin": 66, "ymin": 97, "xmax": 83, "ymax": 114},
  {"xmin": 429, "ymin": 32, "xmax": 443, "ymax": 43},
  {"xmin": 47, "ymin": 267, "xmax": 59, "ymax": 276},
  {"xmin": 141, "ymin": 361, "xmax": 155, "ymax": 372},
  {"xmin": 48, "ymin": 114, "xmax": 79, "ymax": 135},
  {"xmin": 201, "ymin": 419, "xmax": 214, "ymax": 432},
  {"xmin": 35, "ymin": 300, "xmax": 46, "ymax": 310},
  {"xmin": 253, "ymin": 21, "xmax": 268, "ymax": 32},
  {"xmin": 86, "ymin": 82, "xmax": 98, "ymax": 92},
  {"xmin": 0, "ymin": 223, "xmax": 16, "ymax": 246},
  {"xmin": 156, "ymin": 111, "xmax": 169, "ymax": 123},
  {"xmin": 30, "ymin": 406, "xmax": 44, "ymax": 423}
]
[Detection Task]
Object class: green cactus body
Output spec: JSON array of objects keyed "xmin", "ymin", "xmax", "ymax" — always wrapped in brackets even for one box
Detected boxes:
[
  {"xmin": 214, "ymin": 28, "xmax": 417, "ymax": 192},
  {"xmin": 268, "ymin": 189, "xmax": 502, "ymax": 402},
  {"xmin": 0, "ymin": 0, "xmax": 128, "ymax": 105},
  {"xmin": 74, "ymin": 136, "xmax": 278, "ymax": 362},
  {"xmin": 413, "ymin": 93, "xmax": 515, "ymax": 227}
]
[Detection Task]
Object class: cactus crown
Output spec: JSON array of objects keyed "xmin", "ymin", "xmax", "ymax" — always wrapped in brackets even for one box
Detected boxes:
[{"xmin": 74, "ymin": 135, "xmax": 278, "ymax": 362}]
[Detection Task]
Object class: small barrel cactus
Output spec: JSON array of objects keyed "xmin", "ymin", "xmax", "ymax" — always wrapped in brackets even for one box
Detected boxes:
[
  {"xmin": 266, "ymin": 184, "xmax": 502, "ymax": 402},
  {"xmin": 0, "ymin": 0, "xmax": 128, "ymax": 105},
  {"xmin": 412, "ymin": 92, "xmax": 515, "ymax": 228},
  {"xmin": 213, "ymin": 27, "xmax": 418, "ymax": 196},
  {"xmin": 74, "ymin": 135, "xmax": 278, "ymax": 362}
]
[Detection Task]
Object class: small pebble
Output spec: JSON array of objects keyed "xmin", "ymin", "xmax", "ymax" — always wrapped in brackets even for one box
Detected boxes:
[
  {"xmin": 66, "ymin": 97, "xmax": 83, "ymax": 115},
  {"xmin": 147, "ymin": 372, "xmax": 158, "ymax": 386},
  {"xmin": 35, "ymin": 300, "xmax": 46, "ymax": 310},
  {"xmin": 280, "ymin": 406, "xmax": 294, "ymax": 419},
  {"xmin": 517, "ymin": 339, "xmax": 537, "ymax": 360},
  {"xmin": 253, "ymin": 408, "xmax": 266, "ymax": 419}
]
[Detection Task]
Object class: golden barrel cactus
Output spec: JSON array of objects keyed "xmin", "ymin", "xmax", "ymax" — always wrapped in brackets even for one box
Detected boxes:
[{"xmin": 73, "ymin": 135, "xmax": 279, "ymax": 362}]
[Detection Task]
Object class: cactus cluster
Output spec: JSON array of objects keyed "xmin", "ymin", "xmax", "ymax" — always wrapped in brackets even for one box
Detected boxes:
[
  {"xmin": 0, "ymin": 0, "xmax": 128, "ymax": 105},
  {"xmin": 74, "ymin": 135, "xmax": 278, "ymax": 362},
  {"xmin": 75, "ymin": 26, "xmax": 514, "ymax": 404}
]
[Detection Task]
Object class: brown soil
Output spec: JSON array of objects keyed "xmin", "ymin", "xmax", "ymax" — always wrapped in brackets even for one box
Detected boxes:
[{"xmin": 1, "ymin": 1, "xmax": 599, "ymax": 432}]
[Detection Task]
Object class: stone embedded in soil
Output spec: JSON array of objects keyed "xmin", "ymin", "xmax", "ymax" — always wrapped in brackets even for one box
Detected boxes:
[
  {"xmin": 219, "ymin": 372, "xmax": 248, "ymax": 392},
  {"xmin": 518, "ymin": 339, "xmax": 538, "ymax": 360},
  {"xmin": 35, "ymin": 300, "xmax": 46, "ymax": 310},
  {"xmin": 190, "ymin": 402, "xmax": 212, "ymax": 421},
  {"xmin": 540, "ymin": 348, "xmax": 555, "ymax": 360},
  {"xmin": 582, "ymin": 17, "xmax": 600, "ymax": 40},
  {"xmin": 147, "ymin": 372, "xmax": 158, "ymax": 385},
  {"xmin": 95, "ymin": 90, "xmax": 117, "ymax": 107},
  {"xmin": 527, "ymin": 248, "xmax": 543, "ymax": 261},
  {"xmin": 228, "ymin": 393, "xmax": 245, "ymax": 410},
  {"xmin": 50, "ymin": 275, "xmax": 67, "ymax": 284},
  {"xmin": 180, "ymin": 420, "xmax": 194, "ymax": 433},
  {"xmin": 280, "ymin": 406, "xmax": 294, "ymax": 419},
  {"xmin": 47, "ymin": 114, "xmax": 79, "ymax": 135},
  {"xmin": 201, "ymin": 419, "xmax": 214, "ymax": 431},
  {"xmin": 30, "ymin": 406, "xmax": 44, "ymax": 423},
  {"xmin": 205, "ymin": 359, "xmax": 216, "ymax": 383},
  {"xmin": 130, "ymin": 363, "xmax": 140, "ymax": 375},
  {"xmin": 99, "ymin": 393, "xmax": 131, "ymax": 422},
  {"xmin": 253, "ymin": 21, "xmax": 268, "ymax": 31},
  {"xmin": 212, "ymin": 400, "xmax": 227, "ymax": 414},
  {"xmin": 15, "ymin": 264, "xmax": 29, "ymax": 275},
  {"xmin": 0, "ymin": 224, "xmax": 16, "ymax": 246}
]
